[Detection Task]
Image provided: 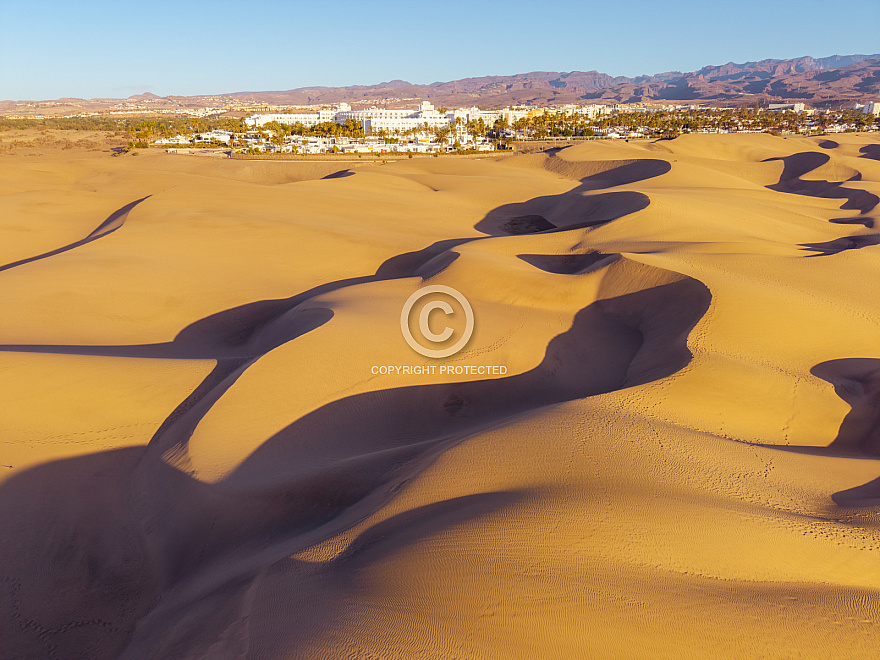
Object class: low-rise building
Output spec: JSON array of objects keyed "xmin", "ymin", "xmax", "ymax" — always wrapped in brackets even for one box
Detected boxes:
[
  {"xmin": 245, "ymin": 112, "xmax": 322, "ymax": 127},
  {"xmin": 452, "ymin": 106, "xmax": 504, "ymax": 128},
  {"xmin": 196, "ymin": 130, "xmax": 233, "ymax": 144},
  {"xmin": 768, "ymin": 103, "xmax": 807, "ymax": 114}
]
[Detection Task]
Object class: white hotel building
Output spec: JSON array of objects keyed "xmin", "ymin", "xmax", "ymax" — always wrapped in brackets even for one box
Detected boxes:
[
  {"xmin": 246, "ymin": 102, "xmax": 452, "ymax": 133},
  {"xmin": 768, "ymin": 103, "xmax": 807, "ymax": 114},
  {"xmin": 245, "ymin": 105, "xmax": 344, "ymax": 127},
  {"xmin": 246, "ymin": 102, "xmax": 508, "ymax": 135},
  {"xmin": 339, "ymin": 101, "xmax": 452, "ymax": 133},
  {"xmin": 245, "ymin": 101, "xmax": 612, "ymax": 135}
]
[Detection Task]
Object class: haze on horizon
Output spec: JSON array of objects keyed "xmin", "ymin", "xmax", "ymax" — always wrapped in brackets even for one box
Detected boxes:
[{"xmin": 1, "ymin": 0, "xmax": 878, "ymax": 101}]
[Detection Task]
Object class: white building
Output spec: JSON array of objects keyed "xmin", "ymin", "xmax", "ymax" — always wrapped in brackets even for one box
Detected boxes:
[
  {"xmin": 768, "ymin": 103, "xmax": 806, "ymax": 114},
  {"xmin": 244, "ymin": 105, "xmax": 350, "ymax": 127},
  {"xmin": 452, "ymin": 106, "xmax": 503, "ymax": 128},
  {"xmin": 338, "ymin": 101, "xmax": 453, "ymax": 134},
  {"xmin": 247, "ymin": 101, "xmax": 456, "ymax": 134},
  {"xmin": 246, "ymin": 100, "xmax": 622, "ymax": 136},
  {"xmin": 556, "ymin": 104, "xmax": 608, "ymax": 119},
  {"xmin": 155, "ymin": 129, "xmax": 233, "ymax": 145},
  {"xmin": 155, "ymin": 135, "xmax": 191, "ymax": 145},
  {"xmin": 863, "ymin": 102, "xmax": 880, "ymax": 116},
  {"xmin": 197, "ymin": 130, "xmax": 233, "ymax": 144},
  {"xmin": 501, "ymin": 106, "xmax": 533, "ymax": 125},
  {"xmin": 246, "ymin": 112, "xmax": 321, "ymax": 127}
]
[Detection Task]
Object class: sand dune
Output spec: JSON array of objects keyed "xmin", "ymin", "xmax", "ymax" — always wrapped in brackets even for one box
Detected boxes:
[
  {"xmin": 1, "ymin": 133, "xmax": 880, "ymax": 658},
  {"xmin": 0, "ymin": 196, "xmax": 149, "ymax": 274}
]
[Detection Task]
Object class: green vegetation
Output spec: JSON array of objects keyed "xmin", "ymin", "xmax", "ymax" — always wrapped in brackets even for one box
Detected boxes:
[
  {"xmin": 3, "ymin": 106, "xmax": 875, "ymax": 158},
  {"xmin": 505, "ymin": 107, "xmax": 879, "ymax": 139},
  {"xmin": 262, "ymin": 118, "xmax": 365, "ymax": 139},
  {"xmin": 0, "ymin": 116, "xmax": 122, "ymax": 131},
  {"xmin": 467, "ymin": 118, "xmax": 487, "ymax": 142},
  {"xmin": 0, "ymin": 115, "xmax": 247, "ymax": 140}
]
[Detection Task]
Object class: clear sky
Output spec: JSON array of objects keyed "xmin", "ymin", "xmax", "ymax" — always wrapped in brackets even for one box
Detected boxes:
[{"xmin": 1, "ymin": 0, "xmax": 878, "ymax": 101}]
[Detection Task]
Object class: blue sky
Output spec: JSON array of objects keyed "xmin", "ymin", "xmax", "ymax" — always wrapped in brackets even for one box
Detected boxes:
[{"xmin": 1, "ymin": 0, "xmax": 878, "ymax": 100}]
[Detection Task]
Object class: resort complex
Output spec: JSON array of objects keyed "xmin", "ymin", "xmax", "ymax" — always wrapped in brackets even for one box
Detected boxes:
[
  {"xmin": 243, "ymin": 101, "xmax": 578, "ymax": 134},
  {"xmin": 143, "ymin": 98, "xmax": 880, "ymax": 156}
]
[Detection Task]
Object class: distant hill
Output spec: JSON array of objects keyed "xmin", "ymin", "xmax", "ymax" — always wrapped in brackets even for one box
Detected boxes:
[
  {"xmin": 3, "ymin": 54, "xmax": 879, "ymax": 113},
  {"xmin": 583, "ymin": 56, "xmax": 880, "ymax": 106},
  {"xmin": 219, "ymin": 54, "xmax": 880, "ymax": 108}
]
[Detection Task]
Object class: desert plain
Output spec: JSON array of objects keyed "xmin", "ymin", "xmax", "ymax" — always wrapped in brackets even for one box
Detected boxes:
[{"xmin": 1, "ymin": 130, "xmax": 880, "ymax": 658}]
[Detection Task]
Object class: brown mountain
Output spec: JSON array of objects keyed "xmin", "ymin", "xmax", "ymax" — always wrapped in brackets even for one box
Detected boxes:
[
  {"xmin": 3, "ymin": 54, "xmax": 879, "ymax": 114},
  {"xmin": 220, "ymin": 54, "xmax": 880, "ymax": 108},
  {"xmin": 582, "ymin": 57, "xmax": 880, "ymax": 105}
]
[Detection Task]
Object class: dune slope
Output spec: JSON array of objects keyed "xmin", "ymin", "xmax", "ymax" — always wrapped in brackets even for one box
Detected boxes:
[{"xmin": 1, "ymin": 134, "xmax": 880, "ymax": 658}]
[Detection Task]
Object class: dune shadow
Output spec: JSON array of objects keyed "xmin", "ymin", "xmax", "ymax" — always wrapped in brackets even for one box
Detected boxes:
[
  {"xmin": 812, "ymin": 359, "xmax": 880, "ymax": 456},
  {"xmin": 758, "ymin": 358, "xmax": 880, "ymax": 507},
  {"xmin": 321, "ymin": 169, "xmax": 355, "ymax": 179},
  {"xmin": 475, "ymin": 156, "xmax": 667, "ymax": 236},
  {"xmin": 0, "ymin": 447, "xmax": 153, "ymax": 659},
  {"xmin": 825, "ymin": 358, "xmax": 880, "ymax": 506},
  {"xmin": 374, "ymin": 237, "xmax": 469, "ymax": 279},
  {"xmin": 818, "ymin": 140, "xmax": 839, "ymax": 149},
  {"xmin": 244, "ymin": 490, "xmax": 527, "ymax": 659},
  {"xmin": 762, "ymin": 359, "xmax": 880, "ymax": 459},
  {"xmin": 764, "ymin": 152, "xmax": 879, "ymax": 215},
  {"xmin": 221, "ymin": 273, "xmax": 711, "ymax": 492},
  {"xmin": 0, "ymin": 303, "xmax": 334, "ymax": 364},
  {"xmin": 832, "ymin": 477, "xmax": 880, "ymax": 507},
  {"xmin": 119, "ymin": 490, "xmax": 526, "ymax": 659},
  {"xmin": 496, "ymin": 214, "xmax": 558, "ymax": 234},
  {"xmin": 517, "ymin": 251, "xmax": 616, "ymax": 274},
  {"xmin": 829, "ymin": 216, "xmax": 874, "ymax": 229},
  {"xmin": 767, "ymin": 151, "xmax": 830, "ymax": 181},
  {"xmin": 799, "ymin": 234, "xmax": 880, "ymax": 256},
  {"xmin": 476, "ymin": 190, "xmax": 650, "ymax": 236},
  {"xmin": 0, "ymin": 196, "xmax": 150, "ymax": 273},
  {"xmin": 0, "ymin": 238, "xmax": 476, "ymax": 362},
  {"xmin": 859, "ymin": 145, "xmax": 880, "ymax": 161},
  {"xmin": 547, "ymin": 158, "xmax": 672, "ymax": 190}
]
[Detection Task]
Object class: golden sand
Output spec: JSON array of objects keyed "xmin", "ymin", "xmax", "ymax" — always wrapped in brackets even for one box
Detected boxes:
[{"xmin": 1, "ymin": 133, "xmax": 879, "ymax": 658}]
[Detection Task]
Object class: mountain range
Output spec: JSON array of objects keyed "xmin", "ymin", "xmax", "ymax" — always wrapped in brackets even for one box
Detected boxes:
[
  {"xmin": 4, "ymin": 54, "xmax": 880, "ymax": 112},
  {"xmin": 218, "ymin": 54, "xmax": 880, "ymax": 108}
]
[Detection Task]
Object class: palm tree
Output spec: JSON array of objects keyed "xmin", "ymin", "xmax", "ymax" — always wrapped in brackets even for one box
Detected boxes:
[{"xmin": 434, "ymin": 125, "xmax": 451, "ymax": 145}]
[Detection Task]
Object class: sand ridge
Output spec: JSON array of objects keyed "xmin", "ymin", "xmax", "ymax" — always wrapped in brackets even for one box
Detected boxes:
[{"xmin": 1, "ymin": 133, "xmax": 880, "ymax": 658}]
